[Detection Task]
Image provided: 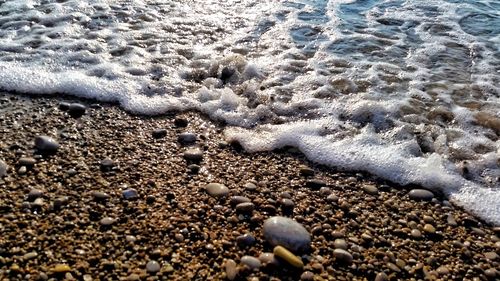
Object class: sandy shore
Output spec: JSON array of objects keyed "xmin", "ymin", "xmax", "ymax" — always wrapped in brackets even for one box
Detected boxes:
[{"xmin": 0, "ymin": 92, "xmax": 498, "ymax": 280}]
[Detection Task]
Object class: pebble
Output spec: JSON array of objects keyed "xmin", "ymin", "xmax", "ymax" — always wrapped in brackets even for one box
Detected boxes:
[
  {"xmin": 258, "ymin": 253, "xmax": 278, "ymax": 265},
  {"xmin": 423, "ymin": 224, "xmax": 436, "ymax": 234},
  {"xmin": 244, "ymin": 182, "xmax": 257, "ymax": 191},
  {"xmin": 306, "ymin": 178, "xmax": 326, "ymax": 189},
  {"xmin": 18, "ymin": 157, "xmax": 36, "ymax": 167},
  {"xmin": 334, "ymin": 239, "xmax": 348, "ymax": 250},
  {"xmin": 362, "ymin": 184, "xmax": 378, "ymax": 195},
  {"xmin": 18, "ymin": 166, "xmax": 27, "ymax": 174},
  {"xmin": 225, "ymin": 259, "xmax": 237, "ymax": 280},
  {"xmin": 273, "ymin": 245, "xmax": 304, "ymax": 268},
  {"xmin": 447, "ymin": 214, "xmax": 457, "ymax": 226},
  {"xmin": 263, "ymin": 216, "xmax": 311, "ymax": 252},
  {"xmin": 333, "ymin": 249, "xmax": 353, "ymax": 264},
  {"xmin": 58, "ymin": 102, "xmax": 70, "ymax": 111},
  {"xmin": 236, "ymin": 233, "xmax": 256, "ymax": 247},
  {"xmin": 484, "ymin": 269, "xmax": 497, "ymax": 278},
  {"xmin": 174, "ymin": 117, "xmax": 188, "ymax": 127},
  {"xmin": 411, "ymin": 229, "xmax": 422, "ymax": 238},
  {"xmin": 100, "ymin": 217, "xmax": 116, "ymax": 226},
  {"xmin": 122, "ymin": 188, "xmax": 139, "ymax": 200},
  {"xmin": 52, "ymin": 264, "xmax": 71, "ymax": 273},
  {"xmin": 152, "ymin": 129, "xmax": 167, "ymax": 139},
  {"xmin": 375, "ymin": 272, "xmax": 388, "ymax": 281},
  {"xmin": 34, "ymin": 136, "xmax": 60, "ymax": 153},
  {"xmin": 178, "ymin": 132, "xmax": 197, "ymax": 144},
  {"xmin": 326, "ymin": 194, "xmax": 339, "ymax": 202},
  {"xmin": 23, "ymin": 252, "xmax": 38, "ymax": 260},
  {"xmin": 0, "ymin": 160, "xmax": 7, "ymax": 177},
  {"xmin": 92, "ymin": 191, "xmax": 110, "ymax": 201},
  {"xmin": 408, "ymin": 189, "xmax": 434, "ymax": 201},
  {"xmin": 235, "ymin": 202, "xmax": 254, "ymax": 213},
  {"xmin": 183, "ymin": 148, "xmax": 203, "ymax": 162},
  {"xmin": 68, "ymin": 103, "xmax": 86, "ymax": 118},
  {"xmin": 484, "ymin": 252, "xmax": 498, "ymax": 260},
  {"xmin": 436, "ymin": 266, "xmax": 450, "ymax": 275},
  {"xmin": 280, "ymin": 198, "xmax": 295, "ymax": 213},
  {"xmin": 205, "ymin": 183, "xmax": 229, "ymax": 197},
  {"xmin": 146, "ymin": 260, "xmax": 161, "ymax": 273},
  {"xmin": 240, "ymin": 256, "xmax": 261, "ymax": 269},
  {"xmin": 27, "ymin": 189, "xmax": 43, "ymax": 201},
  {"xmin": 230, "ymin": 196, "xmax": 251, "ymax": 205},
  {"xmin": 299, "ymin": 166, "xmax": 314, "ymax": 176},
  {"xmin": 100, "ymin": 158, "xmax": 115, "ymax": 171},
  {"xmin": 300, "ymin": 271, "xmax": 314, "ymax": 280}
]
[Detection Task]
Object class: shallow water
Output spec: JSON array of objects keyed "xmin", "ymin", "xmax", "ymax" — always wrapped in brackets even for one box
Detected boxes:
[{"xmin": 0, "ymin": 0, "xmax": 499, "ymax": 224}]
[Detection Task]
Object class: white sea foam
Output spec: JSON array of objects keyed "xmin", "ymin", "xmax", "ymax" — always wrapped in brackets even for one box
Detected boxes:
[{"xmin": 0, "ymin": 0, "xmax": 499, "ymax": 224}]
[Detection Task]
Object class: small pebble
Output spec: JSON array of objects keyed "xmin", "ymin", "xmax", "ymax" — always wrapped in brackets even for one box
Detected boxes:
[
  {"xmin": 34, "ymin": 136, "xmax": 59, "ymax": 154},
  {"xmin": 484, "ymin": 252, "xmax": 498, "ymax": 260},
  {"xmin": 23, "ymin": 252, "xmax": 38, "ymax": 260},
  {"xmin": 178, "ymin": 132, "xmax": 197, "ymax": 144},
  {"xmin": 183, "ymin": 148, "xmax": 203, "ymax": 162},
  {"xmin": 334, "ymin": 239, "xmax": 348, "ymax": 250},
  {"xmin": 408, "ymin": 189, "xmax": 434, "ymax": 201},
  {"xmin": 152, "ymin": 129, "xmax": 167, "ymax": 139},
  {"xmin": 0, "ymin": 160, "xmax": 7, "ymax": 177},
  {"xmin": 436, "ymin": 266, "xmax": 450, "ymax": 275},
  {"xmin": 306, "ymin": 178, "xmax": 326, "ymax": 189},
  {"xmin": 411, "ymin": 229, "xmax": 422, "ymax": 238},
  {"xmin": 58, "ymin": 102, "xmax": 70, "ymax": 111},
  {"xmin": 240, "ymin": 256, "xmax": 261, "ymax": 269},
  {"xmin": 52, "ymin": 264, "xmax": 71, "ymax": 273},
  {"xmin": 68, "ymin": 103, "xmax": 86, "ymax": 118},
  {"xmin": 205, "ymin": 183, "xmax": 229, "ymax": 197},
  {"xmin": 235, "ymin": 202, "xmax": 254, "ymax": 213},
  {"xmin": 423, "ymin": 224, "xmax": 436, "ymax": 234},
  {"xmin": 273, "ymin": 246, "xmax": 304, "ymax": 268},
  {"xmin": 236, "ymin": 233, "xmax": 256, "ymax": 247},
  {"xmin": 299, "ymin": 166, "xmax": 314, "ymax": 176},
  {"xmin": 18, "ymin": 157, "xmax": 36, "ymax": 167},
  {"xmin": 100, "ymin": 158, "xmax": 115, "ymax": 171},
  {"xmin": 230, "ymin": 196, "xmax": 251, "ymax": 205},
  {"xmin": 300, "ymin": 271, "xmax": 314, "ymax": 280},
  {"xmin": 27, "ymin": 189, "xmax": 43, "ymax": 201},
  {"xmin": 258, "ymin": 253, "xmax": 278, "ymax": 265},
  {"xmin": 100, "ymin": 217, "xmax": 115, "ymax": 226},
  {"xmin": 146, "ymin": 260, "xmax": 161, "ymax": 273},
  {"xmin": 92, "ymin": 191, "xmax": 110, "ymax": 201},
  {"xmin": 263, "ymin": 216, "xmax": 311, "ymax": 252},
  {"xmin": 333, "ymin": 249, "xmax": 353, "ymax": 264},
  {"xmin": 362, "ymin": 184, "xmax": 378, "ymax": 195},
  {"xmin": 244, "ymin": 182, "xmax": 257, "ymax": 191},
  {"xmin": 375, "ymin": 272, "xmax": 388, "ymax": 281},
  {"xmin": 122, "ymin": 188, "xmax": 139, "ymax": 200},
  {"xmin": 225, "ymin": 259, "xmax": 237, "ymax": 280},
  {"xmin": 174, "ymin": 117, "xmax": 188, "ymax": 127}
]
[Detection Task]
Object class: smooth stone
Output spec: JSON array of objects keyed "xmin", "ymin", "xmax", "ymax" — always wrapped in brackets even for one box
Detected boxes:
[
  {"xmin": 411, "ymin": 229, "xmax": 422, "ymax": 238},
  {"xmin": 408, "ymin": 189, "xmax": 434, "ymax": 201},
  {"xmin": 34, "ymin": 136, "xmax": 59, "ymax": 153},
  {"xmin": 484, "ymin": 252, "xmax": 498, "ymax": 260},
  {"xmin": 244, "ymin": 182, "xmax": 257, "ymax": 191},
  {"xmin": 100, "ymin": 217, "xmax": 115, "ymax": 226},
  {"xmin": 0, "ymin": 160, "xmax": 7, "ymax": 177},
  {"xmin": 258, "ymin": 253, "xmax": 279, "ymax": 265},
  {"xmin": 299, "ymin": 166, "xmax": 314, "ymax": 176},
  {"xmin": 100, "ymin": 158, "xmax": 115, "ymax": 171},
  {"xmin": 273, "ymin": 246, "xmax": 304, "ymax": 268},
  {"xmin": 33, "ymin": 198, "xmax": 44, "ymax": 208},
  {"xmin": 334, "ymin": 239, "xmax": 348, "ymax": 250},
  {"xmin": 319, "ymin": 187, "xmax": 332, "ymax": 196},
  {"xmin": 306, "ymin": 179, "xmax": 326, "ymax": 189},
  {"xmin": 122, "ymin": 188, "xmax": 139, "ymax": 200},
  {"xmin": 240, "ymin": 256, "xmax": 261, "ymax": 269},
  {"xmin": 375, "ymin": 272, "xmax": 388, "ymax": 281},
  {"xmin": 300, "ymin": 271, "xmax": 314, "ymax": 281},
  {"xmin": 152, "ymin": 129, "xmax": 167, "ymax": 139},
  {"xmin": 174, "ymin": 118, "xmax": 188, "ymax": 127},
  {"xmin": 333, "ymin": 249, "xmax": 353, "ymax": 264},
  {"xmin": 362, "ymin": 184, "xmax": 378, "ymax": 195},
  {"xmin": 27, "ymin": 189, "xmax": 43, "ymax": 201},
  {"xmin": 484, "ymin": 269, "xmax": 497, "ymax": 278},
  {"xmin": 235, "ymin": 202, "xmax": 254, "ymax": 213},
  {"xmin": 447, "ymin": 214, "xmax": 458, "ymax": 226},
  {"xmin": 436, "ymin": 266, "xmax": 450, "ymax": 275},
  {"xmin": 423, "ymin": 224, "xmax": 436, "ymax": 234},
  {"xmin": 387, "ymin": 262, "xmax": 401, "ymax": 272},
  {"xmin": 68, "ymin": 103, "xmax": 86, "ymax": 118},
  {"xmin": 52, "ymin": 264, "xmax": 71, "ymax": 273},
  {"xmin": 263, "ymin": 216, "xmax": 311, "ymax": 252},
  {"xmin": 18, "ymin": 157, "xmax": 36, "ymax": 166},
  {"xmin": 58, "ymin": 102, "xmax": 70, "ymax": 111},
  {"xmin": 236, "ymin": 233, "xmax": 256, "ymax": 247},
  {"xmin": 230, "ymin": 196, "xmax": 251, "ymax": 205},
  {"xmin": 183, "ymin": 148, "xmax": 203, "ymax": 161},
  {"xmin": 23, "ymin": 252, "xmax": 38, "ymax": 260},
  {"xmin": 178, "ymin": 132, "xmax": 197, "ymax": 144},
  {"xmin": 326, "ymin": 194, "xmax": 339, "ymax": 202},
  {"xmin": 146, "ymin": 261, "xmax": 161, "ymax": 273},
  {"xmin": 205, "ymin": 183, "xmax": 229, "ymax": 197},
  {"xmin": 225, "ymin": 259, "xmax": 237, "ymax": 280},
  {"xmin": 92, "ymin": 191, "xmax": 110, "ymax": 201}
]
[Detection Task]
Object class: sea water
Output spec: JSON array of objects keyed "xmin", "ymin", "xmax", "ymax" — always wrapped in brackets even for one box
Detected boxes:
[{"xmin": 0, "ymin": 0, "xmax": 499, "ymax": 224}]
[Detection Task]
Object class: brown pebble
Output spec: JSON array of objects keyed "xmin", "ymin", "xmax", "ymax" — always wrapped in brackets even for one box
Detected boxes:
[
  {"xmin": 225, "ymin": 259, "xmax": 237, "ymax": 280},
  {"xmin": 375, "ymin": 272, "xmax": 388, "ymax": 281}
]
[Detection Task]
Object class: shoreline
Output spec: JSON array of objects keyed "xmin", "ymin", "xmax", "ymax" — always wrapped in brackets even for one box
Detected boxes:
[{"xmin": 0, "ymin": 92, "xmax": 498, "ymax": 280}]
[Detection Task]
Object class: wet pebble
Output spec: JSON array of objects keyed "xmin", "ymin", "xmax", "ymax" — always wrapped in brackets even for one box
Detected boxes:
[
  {"xmin": 411, "ymin": 229, "xmax": 422, "ymax": 238},
  {"xmin": 306, "ymin": 178, "xmax": 326, "ymax": 189},
  {"xmin": 273, "ymin": 245, "xmax": 304, "ymax": 268},
  {"xmin": 205, "ymin": 183, "xmax": 229, "ymax": 197},
  {"xmin": 258, "ymin": 253, "xmax": 278, "ymax": 265},
  {"xmin": 58, "ymin": 102, "xmax": 70, "ymax": 111},
  {"xmin": 68, "ymin": 103, "xmax": 86, "ymax": 118},
  {"xmin": 178, "ymin": 132, "xmax": 197, "ymax": 144},
  {"xmin": 152, "ymin": 129, "xmax": 167, "ymax": 139},
  {"xmin": 183, "ymin": 148, "xmax": 203, "ymax": 162},
  {"xmin": 235, "ymin": 202, "xmax": 254, "ymax": 213},
  {"xmin": 100, "ymin": 158, "xmax": 115, "ymax": 171},
  {"xmin": 375, "ymin": 272, "xmax": 388, "ymax": 281},
  {"xmin": 122, "ymin": 188, "xmax": 139, "ymax": 200},
  {"xmin": 408, "ymin": 189, "xmax": 434, "ymax": 201},
  {"xmin": 146, "ymin": 261, "xmax": 161, "ymax": 273},
  {"xmin": 263, "ymin": 216, "xmax": 311, "ymax": 252},
  {"xmin": 333, "ymin": 249, "xmax": 353, "ymax": 264},
  {"xmin": 23, "ymin": 252, "xmax": 38, "ymax": 260},
  {"xmin": 236, "ymin": 233, "xmax": 256, "ymax": 247},
  {"xmin": 92, "ymin": 191, "xmax": 110, "ymax": 201},
  {"xmin": 230, "ymin": 196, "xmax": 251, "ymax": 205},
  {"xmin": 0, "ymin": 160, "xmax": 7, "ymax": 177},
  {"xmin": 34, "ymin": 136, "xmax": 59, "ymax": 154},
  {"xmin": 240, "ymin": 256, "xmax": 261, "ymax": 269}
]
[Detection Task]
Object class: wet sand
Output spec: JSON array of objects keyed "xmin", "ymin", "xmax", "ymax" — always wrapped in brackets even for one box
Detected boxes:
[{"xmin": 0, "ymin": 92, "xmax": 498, "ymax": 280}]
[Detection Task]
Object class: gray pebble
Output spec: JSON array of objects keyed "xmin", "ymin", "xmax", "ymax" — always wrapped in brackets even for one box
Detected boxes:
[
  {"xmin": 0, "ymin": 160, "xmax": 8, "ymax": 177},
  {"xmin": 18, "ymin": 157, "xmax": 36, "ymax": 167},
  {"xmin": 34, "ymin": 136, "xmax": 59, "ymax": 154},
  {"xmin": 146, "ymin": 260, "xmax": 161, "ymax": 273},
  {"xmin": 100, "ymin": 158, "xmax": 115, "ymax": 171},
  {"xmin": 258, "ymin": 253, "xmax": 279, "ymax": 265},
  {"xmin": 230, "ymin": 196, "xmax": 251, "ymax": 205},
  {"xmin": 300, "ymin": 271, "xmax": 314, "ymax": 281},
  {"xmin": 68, "ymin": 103, "xmax": 86, "ymax": 118},
  {"xmin": 333, "ymin": 249, "xmax": 353, "ymax": 264},
  {"xmin": 363, "ymin": 184, "xmax": 378, "ymax": 195},
  {"xmin": 334, "ymin": 239, "xmax": 348, "ymax": 250},
  {"xmin": 306, "ymin": 179, "xmax": 326, "ymax": 189},
  {"xmin": 92, "ymin": 191, "xmax": 110, "ymax": 201},
  {"xmin": 183, "ymin": 148, "xmax": 203, "ymax": 162},
  {"xmin": 178, "ymin": 132, "xmax": 197, "ymax": 144},
  {"xmin": 27, "ymin": 189, "xmax": 43, "ymax": 201},
  {"xmin": 244, "ymin": 182, "xmax": 257, "ymax": 191},
  {"xmin": 263, "ymin": 216, "xmax": 311, "ymax": 252},
  {"xmin": 122, "ymin": 188, "xmax": 139, "ymax": 200},
  {"xmin": 100, "ymin": 217, "xmax": 115, "ymax": 226},
  {"xmin": 205, "ymin": 183, "xmax": 229, "ymax": 197},
  {"xmin": 23, "ymin": 252, "xmax": 38, "ymax": 260},
  {"xmin": 240, "ymin": 256, "xmax": 261, "ymax": 269},
  {"xmin": 326, "ymin": 194, "xmax": 339, "ymax": 203},
  {"xmin": 236, "ymin": 233, "xmax": 256, "ymax": 246},
  {"xmin": 408, "ymin": 189, "xmax": 434, "ymax": 201}
]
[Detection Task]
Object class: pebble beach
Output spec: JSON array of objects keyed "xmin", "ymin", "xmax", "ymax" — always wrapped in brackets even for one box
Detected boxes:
[{"xmin": 0, "ymin": 92, "xmax": 499, "ymax": 280}]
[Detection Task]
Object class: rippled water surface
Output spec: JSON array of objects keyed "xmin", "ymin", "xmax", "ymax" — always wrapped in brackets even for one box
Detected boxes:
[{"xmin": 0, "ymin": 0, "xmax": 499, "ymax": 224}]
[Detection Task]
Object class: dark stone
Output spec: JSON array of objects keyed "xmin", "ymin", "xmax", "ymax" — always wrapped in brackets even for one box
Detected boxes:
[
  {"xmin": 178, "ymin": 132, "xmax": 197, "ymax": 144},
  {"xmin": 152, "ymin": 129, "xmax": 167, "ymax": 139},
  {"xmin": 306, "ymin": 179, "xmax": 326, "ymax": 189},
  {"xmin": 68, "ymin": 103, "xmax": 86, "ymax": 118},
  {"xmin": 236, "ymin": 233, "xmax": 256, "ymax": 247},
  {"xmin": 58, "ymin": 102, "xmax": 70, "ymax": 111},
  {"xmin": 100, "ymin": 158, "xmax": 115, "ymax": 172},
  {"xmin": 34, "ymin": 136, "xmax": 59, "ymax": 154},
  {"xmin": 220, "ymin": 66, "xmax": 236, "ymax": 82},
  {"xmin": 174, "ymin": 118, "xmax": 188, "ymax": 128}
]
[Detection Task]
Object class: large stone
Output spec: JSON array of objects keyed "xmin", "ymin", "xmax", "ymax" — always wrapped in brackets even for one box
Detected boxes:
[
  {"xmin": 408, "ymin": 189, "xmax": 434, "ymax": 201},
  {"xmin": 263, "ymin": 216, "xmax": 311, "ymax": 252},
  {"xmin": 34, "ymin": 136, "xmax": 59, "ymax": 154},
  {"xmin": 205, "ymin": 183, "xmax": 229, "ymax": 198}
]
